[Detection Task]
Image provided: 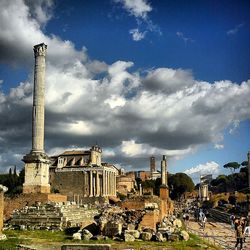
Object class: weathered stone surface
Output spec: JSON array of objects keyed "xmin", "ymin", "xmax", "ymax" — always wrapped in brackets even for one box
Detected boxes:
[
  {"xmin": 9, "ymin": 203, "xmax": 98, "ymax": 230},
  {"xmin": 180, "ymin": 230, "xmax": 189, "ymax": 241},
  {"xmin": 173, "ymin": 219, "xmax": 182, "ymax": 228},
  {"xmin": 127, "ymin": 223, "xmax": 135, "ymax": 230},
  {"xmin": 124, "ymin": 229, "xmax": 140, "ymax": 239},
  {"xmin": 81, "ymin": 229, "xmax": 93, "ymax": 240},
  {"xmin": 104, "ymin": 221, "xmax": 123, "ymax": 237},
  {"xmin": 124, "ymin": 233, "xmax": 135, "ymax": 242},
  {"xmin": 0, "ymin": 234, "xmax": 6, "ymax": 241},
  {"xmin": 168, "ymin": 233, "xmax": 179, "ymax": 242},
  {"xmin": 73, "ymin": 232, "xmax": 81, "ymax": 240},
  {"xmin": 141, "ymin": 232, "xmax": 152, "ymax": 241},
  {"xmin": 155, "ymin": 232, "xmax": 165, "ymax": 242}
]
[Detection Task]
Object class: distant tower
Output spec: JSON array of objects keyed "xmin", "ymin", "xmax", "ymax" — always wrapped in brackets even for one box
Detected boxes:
[
  {"xmin": 22, "ymin": 43, "xmax": 50, "ymax": 194},
  {"xmin": 150, "ymin": 156, "xmax": 156, "ymax": 173},
  {"xmin": 248, "ymin": 151, "xmax": 250, "ymax": 191}
]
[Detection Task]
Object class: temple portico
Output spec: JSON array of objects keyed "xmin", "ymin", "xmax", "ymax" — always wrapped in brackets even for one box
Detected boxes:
[{"xmin": 49, "ymin": 147, "xmax": 117, "ymax": 200}]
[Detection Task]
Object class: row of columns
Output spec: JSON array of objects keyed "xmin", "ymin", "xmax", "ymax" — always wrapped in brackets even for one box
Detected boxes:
[{"xmin": 89, "ymin": 169, "xmax": 116, "ymax": 197}]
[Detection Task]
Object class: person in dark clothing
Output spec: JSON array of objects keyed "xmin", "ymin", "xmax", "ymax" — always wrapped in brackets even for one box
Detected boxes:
[{"xmin": 235, "ymin": 220, "xmax": 244, "ymax": 250}]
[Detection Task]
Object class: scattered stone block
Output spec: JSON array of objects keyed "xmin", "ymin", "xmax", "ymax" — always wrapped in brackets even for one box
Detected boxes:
[
  {"xmin": 180, "ymin": 230, "xmax": 189, "ymax": 241},
  {"xmin": 104, "ymin": 221, "xmax": 123, "ymax": 237},
  {"xmin": 155, "ymin": 232, "xmax": 165, "ymax": 242},
  {"xmin": 141, "ymin": 232, "xmax": 152, "ymax": 241},
  {"xmin": 173, "ymin": 219, "xmax": 182, "ymax": 228},
  {"xmin": 124, "ymin": 229, "xmax": 140, "ymax": 239},
  {"xmin": 124, "ymin": 233, "xmax": 135, "ymax": 242},
  {"xmin": 168, "ymin": 233, "xmax": 179, "ymax": 242},
  {"xmin": 81, "ymin": 229, "xmax": 93, "ymax": 240},
  {"xmin": 72, "ymin": 232, "xmax": 82, "ymax": 240}
]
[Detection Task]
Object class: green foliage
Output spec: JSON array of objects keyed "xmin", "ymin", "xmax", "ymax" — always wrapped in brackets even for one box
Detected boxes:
[
  {"xmin": 135, "ymin": 177, "xmax": 142, "ymax": 190},
  {"xmin": 228, "ymin": 195, "xmax": 237, "ymax": 205},
  {"xmin": 0, "ymin": 167, "xmax": 25, "ymax": 196},
  {"xmin": 210, "ymin": 169, "xmax": 248, "ymax": 193},
  {"xmin": 241, "ymin": 161, "xmax": 248, "ymax": 166},
  {"xmin": 168, "ymin": 173, "xmax": 195, "ymax": 200},
  {"xmin": 223, "ymin": 162, "xmax": 240, "ymax": 173},
  {"xmin": 117, "ymin": 192, "xmax": 126, "ymax": 201},
  {"xmin": 142, "ymin": 179, "xmax": 155, "ymax": 188}
]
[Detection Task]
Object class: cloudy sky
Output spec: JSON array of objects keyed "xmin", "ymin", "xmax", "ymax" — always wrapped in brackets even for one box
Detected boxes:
[{"xmin": 0, "ymin": 0, "xmax": 249, "ymax": 182}]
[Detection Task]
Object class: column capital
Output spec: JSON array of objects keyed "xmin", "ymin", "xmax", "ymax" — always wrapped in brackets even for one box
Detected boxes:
[{"xmin": 34, "ymin": 43, "xmax": 47, "ymax": 57}]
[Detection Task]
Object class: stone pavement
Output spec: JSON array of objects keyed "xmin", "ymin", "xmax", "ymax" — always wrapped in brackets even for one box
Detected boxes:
[{"xmin": 186, "ymin": 219, "xmax": 250, "ymax": 250}]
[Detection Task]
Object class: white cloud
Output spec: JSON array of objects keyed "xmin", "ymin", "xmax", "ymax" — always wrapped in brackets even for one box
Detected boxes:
[
  {"xmin": 227, "ymin": 23, "xmax": 244, "ymax": 35},
  {"xmin": 229, "ymin": 120, "xmax": 240, "ymax": 134},
  {"xmin": 104, "ymin": 95, "xmax": 126, "ymax": 109},
  {"xmin": 129, "ymin": 28, "xmax": 146, "ymax": 41},
  {"xmin": 116, "ymin": 0, "xmax": 152, "ymax": 19},
  {"xmin": 176, "ymin": 31, "xmax": 194, "ymax": 43},
  {"xmin": 214, "ymin": 144, "xmax": 224, "ymax": 150},
  {"xmin": 0, "ymin": 0, "xmax": 250, "ymax": 172},
  {"xmin": 114, "ymin": 0, "xmax": 160, "ymax": 41},
  {"xmin": 120, "ymin": 140, "xmax": 194, "ymax": 158},
  {"xmin": 184, "ymin": 161, "xmax": 220, "ymax": 176},
  {"xmin": 25, "ymin": 0, "xmax": 54, "ymax": 26}
]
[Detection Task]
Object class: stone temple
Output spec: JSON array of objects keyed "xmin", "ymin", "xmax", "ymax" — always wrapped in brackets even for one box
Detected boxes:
[
  {"xmin": 22, "ymin": 43, "xmax": 117, "ymax": 199},
  {"xmin": 49, "ymin": 145, "xmax": 117, "ymax": 200}
]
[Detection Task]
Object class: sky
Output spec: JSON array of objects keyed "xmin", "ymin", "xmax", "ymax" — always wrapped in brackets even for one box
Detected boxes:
[{"xmin": 0, "ymin": 0, "xmax": 250, "ymax": 182}]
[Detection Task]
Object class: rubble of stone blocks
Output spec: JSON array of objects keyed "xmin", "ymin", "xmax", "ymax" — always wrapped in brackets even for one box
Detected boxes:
[
  {"xmin": 7, "ymin": 203, "xmax": 99, "ymax": 231},
  {"xmin": 72, "ymin": 206, "xmax": 189, "ymax": 242},
  {"xmin": 6, "ymin": 202, "xmax": 189, "ymax": 243}
]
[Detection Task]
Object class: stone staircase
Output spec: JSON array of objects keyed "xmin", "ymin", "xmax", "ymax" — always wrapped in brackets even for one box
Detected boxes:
[
  {"xmin": 209, "ymin": 209, "xmax": 230, "ymax": 223},
  {"xmin": 10, "ymin": 204, "xmax": 99, "ymax": 229}
]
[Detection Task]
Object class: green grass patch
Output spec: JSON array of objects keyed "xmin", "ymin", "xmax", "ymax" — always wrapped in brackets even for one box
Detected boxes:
[{"xmin": 0, "ymin": 230, "xmax": 222, "ymax": 250}]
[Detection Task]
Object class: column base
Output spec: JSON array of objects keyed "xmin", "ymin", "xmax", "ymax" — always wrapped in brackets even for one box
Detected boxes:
[{"xmin": 160, "ymin": 186, "xmax": 169, "ymax": 200}]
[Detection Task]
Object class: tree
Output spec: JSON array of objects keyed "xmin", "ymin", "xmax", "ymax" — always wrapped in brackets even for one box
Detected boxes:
[
  {"xmin": 168, "ymin": 173, "xmax": 194, "ymax": 200},
  {"xmin": 241, "ymin": 161, "xmax": 248, "ymax": 167},
  {"xmin": 223, "ymin": 162, "xmax": 240, "ymax": 174}
]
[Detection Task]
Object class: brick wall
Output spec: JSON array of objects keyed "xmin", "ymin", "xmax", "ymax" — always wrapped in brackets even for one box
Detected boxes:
[
  {"xmin": 139, "ymin": 210, "xmax": 160, "ymax": 231},
  {"xmin": 50, "ymin": 171, "xmax": 89, "ymax": 200},
  {"xmin": 4, "ymin": 193, "xmax": 66, "ymax": 220}
]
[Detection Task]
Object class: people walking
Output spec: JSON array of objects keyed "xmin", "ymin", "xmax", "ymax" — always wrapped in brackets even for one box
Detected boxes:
[
  {"xmin": 235, "ymin": 219, "xmax": 244, "ymax": 250},
  {"xmin": 230, "ymin": 214, "xmax": 235, "ymax": 230}
]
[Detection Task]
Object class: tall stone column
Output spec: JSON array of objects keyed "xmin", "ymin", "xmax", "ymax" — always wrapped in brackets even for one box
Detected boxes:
[
  {"xmin": 89, "ymin": 171, "xmax": 93, "ymax": 197},
  {"xmin": 161, "ymin": 155, "xmax": 167, "ymax": 186},
  {"xmin": 108, "ymin": 172, "xmax": 111, "ymax": 196},
  {"xmin": 22, "ymin": 43, "xmax": 50, "ymax": 194},
  {"xmin": 103, "ymin": 170, "xmax": 106, "ymax": 196},
  {"xmin": 106, "ymin": 171, "xmax": 108, "ymax": 196},
  {"xmin": 32, "ymin": 43, "xmax": 46, "ymax": 153},
  {"xmin": 160, "ymin": 155, "xmax": 169, "ymax": 200},
  {"xmin": 96, "ymin": 172, "xmax": 100, "ymax": 196}
]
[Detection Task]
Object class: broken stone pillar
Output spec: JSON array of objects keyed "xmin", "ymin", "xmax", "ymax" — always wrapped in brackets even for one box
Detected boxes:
[
  {"xmin": 139, "ymin": 183, "xmax": 142, "ymax": 196},
  {"xmin": 160, "ymin": 155, "xmax": 169, "ymax": 218},
  {"xmin": 160, "ymin": 155, "xmax": 169, "ymax": 199},
  {"xmin": 23, "ymin": 43, "xmax": 50, "ymax": 194},
  {"xmin": 0, "ymin": 185, "xmax": 8, "ymax": 240},
  {"xmin": 161, "ymin": 155, "xmax": 167, "ymax": 186}
]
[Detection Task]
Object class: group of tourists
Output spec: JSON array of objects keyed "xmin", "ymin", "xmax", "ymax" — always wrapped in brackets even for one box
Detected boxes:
[{"xmin": 230, "ymin": 214, "xmax": 249, "ymax": 250}]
